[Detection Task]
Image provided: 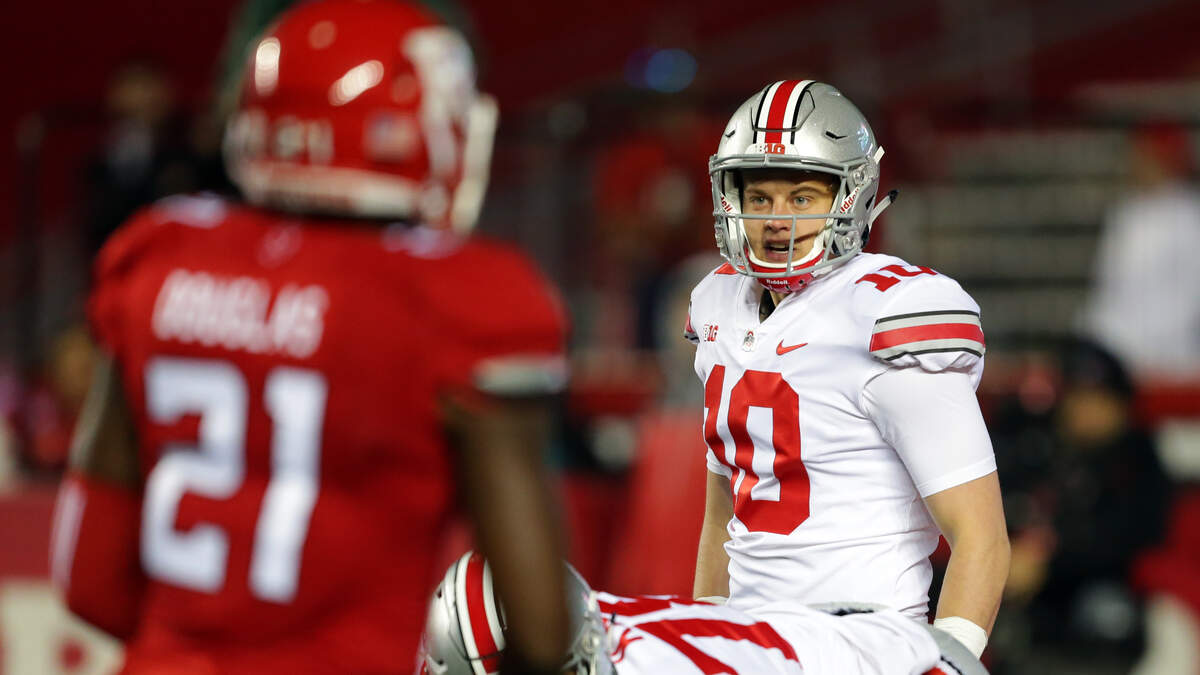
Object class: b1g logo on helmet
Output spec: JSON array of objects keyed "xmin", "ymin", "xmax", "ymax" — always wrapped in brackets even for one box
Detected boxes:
[{"xmin": 749, "ymin": 142, "xmax": 789, "ymax": 155}]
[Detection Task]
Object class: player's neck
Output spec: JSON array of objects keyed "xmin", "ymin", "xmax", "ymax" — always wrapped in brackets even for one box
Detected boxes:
[{"xmin": 760, "ymin": 289, "xmax": 787, "ymax": 321}]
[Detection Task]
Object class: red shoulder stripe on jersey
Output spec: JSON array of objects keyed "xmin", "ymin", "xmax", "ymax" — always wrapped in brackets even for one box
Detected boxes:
[
  {"xmin": 714, "ymin": 263, "xmax": 737, "ymax": 275},
  {"xmin": 869, "ymin": 323, "xmax": 985, "ymax": 352},
  {"xmin": 464, "ymin": 554, "xmax": 502, "ymax": 673},
  {"xmin": 764, "ymin": 80, "xmax": 802, "ymax": 144}
]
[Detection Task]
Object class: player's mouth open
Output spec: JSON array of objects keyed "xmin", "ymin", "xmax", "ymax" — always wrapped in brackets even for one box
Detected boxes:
[{"xmin": 763, "ymin": 236, "xmax": 810, "ymax": 262}]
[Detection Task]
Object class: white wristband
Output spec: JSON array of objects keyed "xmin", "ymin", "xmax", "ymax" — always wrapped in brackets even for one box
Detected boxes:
[
  {"xmin": 696, "ymin": 596, "xmax": 727, "ymax": 606},
  {"xmin": 933, "ymin": 616, "xmax": 988, "ymax": 658}
]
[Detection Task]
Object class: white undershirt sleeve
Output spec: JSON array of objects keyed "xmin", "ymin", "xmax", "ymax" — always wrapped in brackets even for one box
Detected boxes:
[{"xmin": 862, "ymin": 366, "xmax": 996, "ymax": 498}]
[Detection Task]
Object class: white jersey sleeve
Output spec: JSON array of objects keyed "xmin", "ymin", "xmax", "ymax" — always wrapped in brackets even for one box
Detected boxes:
[
  {"xmin": 861, "ymin": 367, "xmax": 996, "ymax": 497},
  {"xmin": 859, "ymin": 269, "xmax": 995, "ymax": 497},
  {"xmin": 865, "ymin": 271, "xmax": 986, "ymax": 385}
]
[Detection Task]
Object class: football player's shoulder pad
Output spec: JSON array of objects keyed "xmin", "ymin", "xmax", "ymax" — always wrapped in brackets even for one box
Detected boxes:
[
  {"xmin": 689, "ymin": 261, "xmax": 742, "ymax": 304},
  {"xmin": 94, "ymin": 193, "xmax": 232, "ymax": 284},
  {"xmin": 416, "ymin": 233, "xmax": 568, "ymax": 397}
]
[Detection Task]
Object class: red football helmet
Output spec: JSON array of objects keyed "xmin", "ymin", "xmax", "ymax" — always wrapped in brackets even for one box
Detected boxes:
[{"xmin": 224, "ymin": 0, "xmax": 497, "ymax": 230}]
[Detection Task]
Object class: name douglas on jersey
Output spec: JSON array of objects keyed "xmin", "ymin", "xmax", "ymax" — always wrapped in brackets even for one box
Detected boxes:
[{"xmin": 151, "ymin": 268, "xmax": 329, "ymax": 359}]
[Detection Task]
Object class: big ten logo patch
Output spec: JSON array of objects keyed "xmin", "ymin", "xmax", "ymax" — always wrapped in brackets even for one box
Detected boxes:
[{"xmin": 703, "ymin": 324, "xmax": 719, "ymax": 342}]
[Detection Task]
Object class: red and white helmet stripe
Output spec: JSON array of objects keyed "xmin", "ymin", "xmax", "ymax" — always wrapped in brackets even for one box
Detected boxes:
[
  {"xmin": 454, "ymin": 552, "xmax": 506, "ymax": 675},
  {"xmin": 753, "ymin": 79, "xmax": 814, "ymax": 145}
]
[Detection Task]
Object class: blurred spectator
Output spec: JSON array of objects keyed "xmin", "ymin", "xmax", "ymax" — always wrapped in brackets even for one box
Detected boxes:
[
  {"xmin": 584, "ymin": 99, "xmax": 721, "ymax": 353},
  {"xmin": 993, "ymin": 338, "xmax": 1172, "ymax": 672},
  {"xmin": 1081, "ymin": 122, "xmax": 1200, "ymax": 381},
  {"xmin": 0, "ymin": 325, "xmax": 96, "ymax": 477},
  {"xmin": 82, "ymin": 59, "xmax": 226, "ymax": 260},
  {"xmin": 1130, "ymin": 489, "xmax": 1200, "ymax": 675},
  {"xmin": 22, "ymin": 325, "xmax": 96, "ymax": 474}
]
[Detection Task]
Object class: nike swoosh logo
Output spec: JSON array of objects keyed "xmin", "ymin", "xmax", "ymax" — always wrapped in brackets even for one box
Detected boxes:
[
  {"xmin": 724, "ymin": 129, "xmax": 735, "ymax": 138},
  {"xmin": 776, "ymin": 340, "xmax": 808, "ymax": 355}
]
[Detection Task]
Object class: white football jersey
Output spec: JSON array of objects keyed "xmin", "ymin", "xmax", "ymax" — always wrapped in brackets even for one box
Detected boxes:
[
  {"xmin": 686, "ymin": 252, "xmax": 994, "ymax": 619},
  {"xmin": 595, "ymin": 594, "xmax": 945, "ymax": 675}
]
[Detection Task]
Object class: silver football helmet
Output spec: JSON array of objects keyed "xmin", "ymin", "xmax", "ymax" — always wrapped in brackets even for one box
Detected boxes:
[
  {"xmin": 710, "ymin": 80, "xmax": 896, "ymax": 293},
  {"xmin": 418, "ymin": 552, "xmax": 612, "ymax": 675}
]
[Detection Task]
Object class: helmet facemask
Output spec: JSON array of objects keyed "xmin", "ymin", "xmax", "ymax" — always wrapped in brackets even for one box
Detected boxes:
[{"xmin": 709, "ymin": 80, "xmax": 896, "ymax": 293}]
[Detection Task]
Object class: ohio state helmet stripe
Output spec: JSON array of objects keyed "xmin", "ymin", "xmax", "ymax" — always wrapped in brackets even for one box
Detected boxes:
[
  {"xmin": 479, "ymin": 560, "xmax": 506, "ymax": 661},
  {"xmin": 462, "ymin": 553, "xmax": 503, "ymax": 674},
  {"xmin": 751, "ymin": 82, "xmax": 777, "ymax": 144},
  {"xmin": 453, "ymin": 557, "xmax": 487, "ymax": 675},
  {"xmin": 763, "ymin": 80, "xmax": 800, "ymax": 144},
  {"xmin": 788, "ymin": 80, "xmax": 813, "ymax": 144},
  {"xmin": 754, "ymin": 80, "xmax": 814, "ymax": 145}
]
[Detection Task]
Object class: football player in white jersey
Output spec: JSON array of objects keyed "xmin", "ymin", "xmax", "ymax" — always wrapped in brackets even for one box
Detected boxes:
[
  {"xmin": 419, "ymin": 552, "xmax": 989, "ymax": 675},
  {"xmin": 687, "ymin": 80, "xmax": 1010, "ymax": 659}
]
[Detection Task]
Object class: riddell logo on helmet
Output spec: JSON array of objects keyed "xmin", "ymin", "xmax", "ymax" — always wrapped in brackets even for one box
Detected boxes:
[{"xmin": 839, "ymin": 185, "xmax": 861, "ymax": 214}]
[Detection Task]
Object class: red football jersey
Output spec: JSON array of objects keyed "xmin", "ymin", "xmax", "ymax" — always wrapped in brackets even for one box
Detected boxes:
[{"xmin": 86, "ymin": 194, "xmax": 566, "ymax": 673}]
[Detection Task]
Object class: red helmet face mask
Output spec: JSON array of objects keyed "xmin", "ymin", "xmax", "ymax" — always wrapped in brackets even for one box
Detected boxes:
[{"xmin": 224, "ymin": 0, "xmax": 497, "ymax": 230}]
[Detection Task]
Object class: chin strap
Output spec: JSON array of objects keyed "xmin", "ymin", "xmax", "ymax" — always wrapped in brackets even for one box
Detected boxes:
[{"xmin": 868, "ymin": 189, "xmax": 899, "ymax": 226}]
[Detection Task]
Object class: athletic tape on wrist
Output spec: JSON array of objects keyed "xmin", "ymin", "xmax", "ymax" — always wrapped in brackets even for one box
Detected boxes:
[{"xmin": 933, "ymin": 616, "xmax": 988, "ymax": 658}]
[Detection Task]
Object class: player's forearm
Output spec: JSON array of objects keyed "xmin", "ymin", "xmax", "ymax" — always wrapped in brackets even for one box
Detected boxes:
[
  {"xmin": 935, "ymin": 529, "xmax": 1010, "ymax": 633},
  {"xmin": 52, "ymin": 473, "xmax": 145, "ymax": 639},
  {"xmin": 693, "ymin": 513, "xmax": 732, "ymax": 599},
  {"xmin": 447, "ymin": 396, "xmax": 569, "ymax": 671},
  {"xmin": 468, "ymin": 460, "xmax": 567, "ymax": 670}
]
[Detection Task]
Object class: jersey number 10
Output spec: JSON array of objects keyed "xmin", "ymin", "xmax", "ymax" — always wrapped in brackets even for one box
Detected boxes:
[
  {"xmin": 703, "ymin": 366, "xmax": 810, "ymax": 535},
  {"xmin": 142, "ymin": 357, "xmax": 327, "ymax": 604}
]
